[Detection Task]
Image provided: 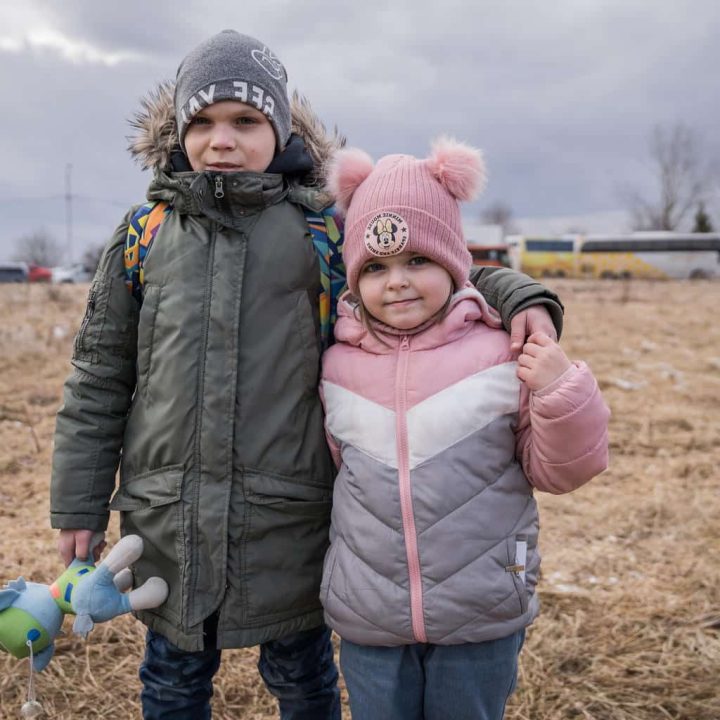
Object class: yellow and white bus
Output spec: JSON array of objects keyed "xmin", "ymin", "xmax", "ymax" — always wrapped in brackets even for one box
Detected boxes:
[
  {"xmin": 508, "ymin": 233, "xmax": 720, "ymax": 279},
  {"xmin": 506, "ymin": 235, "xmax": 579, "ymax": 278}
]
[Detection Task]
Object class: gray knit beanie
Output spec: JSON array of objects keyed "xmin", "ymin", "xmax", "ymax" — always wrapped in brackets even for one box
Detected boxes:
[{"xmin": 174, "ymin": 30, "xmax": 291, "ymax": 151}]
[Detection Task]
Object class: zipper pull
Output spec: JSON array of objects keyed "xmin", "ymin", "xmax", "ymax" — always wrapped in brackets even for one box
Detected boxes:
[
  {"xmin": 400, "ymin": 336, "xmax": 410, "ymax": 350},
  {"xmin": 214, "ymin": 175, "xmax": 225, "ymax": 199}
]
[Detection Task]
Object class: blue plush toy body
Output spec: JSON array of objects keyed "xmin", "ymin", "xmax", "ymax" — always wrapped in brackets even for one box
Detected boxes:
[
  {"xmin": 0, "ymin": 535, "xmax": 167, "ymax": 671},
  {"xmin": 0, "ymin": 578, "xmax": 64, "ymax": 668}
]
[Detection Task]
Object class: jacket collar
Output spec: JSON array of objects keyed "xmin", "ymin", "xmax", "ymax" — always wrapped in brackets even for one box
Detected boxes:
[
  {"xmin": 146, "ymin": 134, "xmax": 324, "ymax": 229},
  {"xmin": 146, "ymin": 168, "xmax": 287, "ymax": 230},
  {"xmin": 333, "ymin": 286, "xmax": 503, "ymax": 354}
]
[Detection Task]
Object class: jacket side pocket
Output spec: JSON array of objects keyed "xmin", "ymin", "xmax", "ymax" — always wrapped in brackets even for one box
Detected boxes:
[
  {"xmin": 320, "ymin": 540, "xmax": 340, "ymax": 606},
  {"xmin": 506, "ymin": 534, "xmax": 529, "ymax": 615},
  {"xmin": 109, "ymin": 465, "xmax": 185, "ymax": 624},
  {"xmin": 243, "ymin": 471, "xmax": 331, "ymax": 621}
]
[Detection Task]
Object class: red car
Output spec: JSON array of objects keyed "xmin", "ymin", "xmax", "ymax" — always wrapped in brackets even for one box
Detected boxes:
[
  {"xmin": 467, "ymin": 244, "xmax": 511, "ymax": 268},
  {"xmin": 28, "ymin": 264, "xmax": 53, "ymax": 282}
]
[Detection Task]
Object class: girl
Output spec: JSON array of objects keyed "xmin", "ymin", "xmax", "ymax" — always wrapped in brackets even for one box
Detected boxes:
[{"xmin": 320, "ymin": 139, "xmax": 610, "ymax": 720}]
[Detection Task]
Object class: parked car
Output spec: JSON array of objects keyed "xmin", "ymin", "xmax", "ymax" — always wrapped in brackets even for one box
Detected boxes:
[
  {"xmin": 467, "ymin": 243, "xmax": 511, "ymax": 268},
  {"xmin": 0, "ymin": 262, "xmax": 29, "ymax": 282},
  {"xmin": 51, "ymin": 264, "xmax": 92, "ymax": 283},
  {"xmin": 28, "ymin": 264, "xmax": 53, "ymax": 282}
]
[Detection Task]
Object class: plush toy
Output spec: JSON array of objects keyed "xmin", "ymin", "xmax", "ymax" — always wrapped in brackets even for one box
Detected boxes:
[{"xmin": 0, "ymin": 534, "xmax": 168, "ymax": 672}]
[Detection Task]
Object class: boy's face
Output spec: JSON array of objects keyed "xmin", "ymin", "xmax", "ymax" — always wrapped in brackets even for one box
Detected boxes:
[{"xmin": 184, "ymin": 100, "xmax": 276, "ymax": 173}]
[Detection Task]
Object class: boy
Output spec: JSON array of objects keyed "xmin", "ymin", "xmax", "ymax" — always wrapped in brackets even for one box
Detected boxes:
[{"xmin": 50, "ymin": 30, "xmax": 564, "ymax": 720}]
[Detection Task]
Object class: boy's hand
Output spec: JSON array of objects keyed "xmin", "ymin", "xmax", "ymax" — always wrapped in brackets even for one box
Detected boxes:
[
  {"xmin": 509, "ymin": 306, "xmax": 557, "ymax": 353},
  {"xmin": 58, "ymin": 529, "xmax": 106, "ymax": 567},
  {"xmin": 516, "ymin": 332, "xmax": 572, "ymax": 392}
]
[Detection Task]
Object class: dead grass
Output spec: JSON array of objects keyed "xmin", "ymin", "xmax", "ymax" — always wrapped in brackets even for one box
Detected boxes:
[{"xmin": 1, "ymin": 280, "xmax": 719, "ymax": 719}]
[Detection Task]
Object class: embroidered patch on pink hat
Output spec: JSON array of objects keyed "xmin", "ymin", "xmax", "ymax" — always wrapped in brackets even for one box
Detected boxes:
[{"xmin": 364, "ymin": 212, "xmax": 410, "ymax": 256}]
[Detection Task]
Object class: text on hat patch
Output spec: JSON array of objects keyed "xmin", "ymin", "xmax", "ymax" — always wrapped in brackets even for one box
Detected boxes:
[{"xmin": 364, "ymin": 213, "xmax": 410, "ymax": 256}]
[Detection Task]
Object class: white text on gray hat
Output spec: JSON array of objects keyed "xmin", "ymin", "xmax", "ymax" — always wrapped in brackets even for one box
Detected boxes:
[{"xmin": 233, "ymin": 81, "xmax": 276, "ymax": 116}]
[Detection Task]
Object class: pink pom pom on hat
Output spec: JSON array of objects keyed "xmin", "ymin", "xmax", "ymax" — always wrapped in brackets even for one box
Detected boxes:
[{"xmin": 327, "ymin": 136, "xmax": 487, "ymax": 295}]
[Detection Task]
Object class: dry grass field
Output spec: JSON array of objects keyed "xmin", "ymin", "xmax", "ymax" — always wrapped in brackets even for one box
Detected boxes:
[{"xmin": 1, "ymin": 279, "xmax": 718, "ymax": 719}]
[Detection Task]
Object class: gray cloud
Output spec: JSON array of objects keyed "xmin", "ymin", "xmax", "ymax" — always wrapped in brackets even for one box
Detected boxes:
[{"xmin": 1, "ymin": 0, "xmax": 718, "ymax": 262}]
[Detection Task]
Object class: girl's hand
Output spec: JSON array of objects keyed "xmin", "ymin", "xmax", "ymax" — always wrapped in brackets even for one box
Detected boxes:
[{"xmin": 516, "ymin": 332, "xmax": 572, "ymax": 391}]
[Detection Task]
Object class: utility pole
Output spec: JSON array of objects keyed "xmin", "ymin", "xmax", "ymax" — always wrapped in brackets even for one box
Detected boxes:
[{"xmin": 65, "ymin": 163, "xmax": 73, "ymax": 263}]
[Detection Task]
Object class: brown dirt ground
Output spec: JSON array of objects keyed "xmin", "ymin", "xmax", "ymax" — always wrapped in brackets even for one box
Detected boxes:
[{"xmin": 0, "ymin": 279, "xmax": 718, "ymax": 720}]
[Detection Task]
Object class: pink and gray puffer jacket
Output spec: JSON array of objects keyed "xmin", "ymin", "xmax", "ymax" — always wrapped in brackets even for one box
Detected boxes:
[{"xmin": 320, "ymin": 287, "xmax": 610, "ymax": 646}]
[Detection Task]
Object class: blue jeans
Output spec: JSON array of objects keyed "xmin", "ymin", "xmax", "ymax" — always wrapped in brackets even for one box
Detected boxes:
[
  {"xmin": 139, "ymin": 623, "xmax": 340, "ymax": 720},
  {"xmin": 340, "ymin": 630, "xmax": 525, "ymax": 720}
]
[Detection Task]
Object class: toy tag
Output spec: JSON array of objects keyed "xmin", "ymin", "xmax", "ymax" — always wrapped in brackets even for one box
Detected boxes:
[{"xmin": 21, "ymin": 640, "xmax": 43, "ymax": 718}]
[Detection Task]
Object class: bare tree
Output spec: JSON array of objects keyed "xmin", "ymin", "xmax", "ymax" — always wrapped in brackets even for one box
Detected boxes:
[
  {"xmin": 692, "ymin": 202, "xmax": 714, "ymax": 233},
  {"xmin": 480, "ymin": 201, "xmax": 517, "ymax": 236},
  {"xmin": 627, "ymin": 123, "xmax": 712, "ymax": 231},
  {"xmin": 82, "ymin": 244, "xmax": 105, "ymax": 275},
  {"xmin": 13, "ymin": 229, "xmax": 61, "ymax": 266}
]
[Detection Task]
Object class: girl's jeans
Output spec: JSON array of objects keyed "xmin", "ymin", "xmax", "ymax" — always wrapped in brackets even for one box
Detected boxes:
[
  {"xmin": 340, "ymin": 630, "xmax": 525, "ymax": 720},
  {"xmin": 139, "ymin": 622, "xmax": 340, "ymax": 720}
]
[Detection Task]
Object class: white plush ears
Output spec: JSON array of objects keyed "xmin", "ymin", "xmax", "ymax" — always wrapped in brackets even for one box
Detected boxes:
[
  {"xmin": 426, "ymin": 136, "xmax": 486, "ymax": 201},
  {"xmin": 326, "ymin": 148, "xmax": 375, "ymax": 213},
  {"xmin": 326, "ymin": 137, "xmax": 486, "ymax": 212}
]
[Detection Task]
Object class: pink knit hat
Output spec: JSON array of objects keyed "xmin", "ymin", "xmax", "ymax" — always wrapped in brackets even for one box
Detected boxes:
[{"xmin": 327, "ymin": 137, "xmax": 487, "ymax": 294}]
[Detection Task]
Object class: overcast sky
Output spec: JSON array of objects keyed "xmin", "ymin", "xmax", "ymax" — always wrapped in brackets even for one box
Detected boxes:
[{"xmin": 1, "ymin": 0, "xmax": 718, "ymax": 263}]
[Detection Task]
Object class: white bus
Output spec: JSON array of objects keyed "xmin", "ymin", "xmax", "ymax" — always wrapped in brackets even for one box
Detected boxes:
[
  {"xmin": 576, "ymin": 233, "xmax": 720, "ymax": 279},
  {"xmin": 506, "ymin": 235, "xmax": 579, "ymax": 278},
  {"xmin": 508, "ymin": 233, "xmax": 720, "ymax": 279}
]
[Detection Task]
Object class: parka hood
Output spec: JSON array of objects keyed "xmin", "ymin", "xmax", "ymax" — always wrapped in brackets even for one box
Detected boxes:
[{"xmin": 127, "ymin": 81, "xmax": 345, "ymax": 188}]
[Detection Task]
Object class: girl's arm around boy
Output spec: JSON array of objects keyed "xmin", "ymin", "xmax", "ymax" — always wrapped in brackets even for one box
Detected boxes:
[{"xmin": 515, "ymin": 331, "xmax": 610, "ymax": 494}]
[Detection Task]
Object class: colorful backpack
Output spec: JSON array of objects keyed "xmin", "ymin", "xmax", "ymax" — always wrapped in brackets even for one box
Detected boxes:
[{"xmin": 124, "ymin": 201, "xmax": 345, "ymax": 349}]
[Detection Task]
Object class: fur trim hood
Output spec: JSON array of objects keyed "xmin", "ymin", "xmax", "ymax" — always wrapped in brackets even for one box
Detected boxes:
[{"xmin": 127, "ymin": 82, "xmax": 345, "ymax": 187}]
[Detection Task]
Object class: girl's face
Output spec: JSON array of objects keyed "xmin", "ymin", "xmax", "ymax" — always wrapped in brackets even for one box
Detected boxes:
[{"xmin": 357, "ymin": 252, "xmax": 453, "ymax": 331}]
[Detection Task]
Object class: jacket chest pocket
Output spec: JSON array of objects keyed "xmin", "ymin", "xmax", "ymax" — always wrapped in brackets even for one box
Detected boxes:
[
  {"xmin": 74, "ymin": 284, "xmax": 100, "ymax": 359},
  {"xmin": 74, "ymin": 272, "xmax": 137, "ymax": 365},
  {"xmin": 136, "ymin": 284, "xmax": 162, "ymax": 398}
]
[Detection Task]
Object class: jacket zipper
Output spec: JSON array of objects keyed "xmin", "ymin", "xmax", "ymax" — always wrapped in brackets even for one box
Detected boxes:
[
  {"xmin": 395, "ymin": 335, "xmax": 427, "ymax": 643},
  {"xmin": 214, "ymin": 175, "xmax": 225, "ymax": 199},
  {"xmin": 187, "ymin": 223, "xmax": 217, "ymax": 625}
]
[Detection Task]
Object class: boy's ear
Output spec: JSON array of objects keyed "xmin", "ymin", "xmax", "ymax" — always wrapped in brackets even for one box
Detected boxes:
[{"xmin": 327, "ymin": 148, "xmax": 375, "ymax": 213}]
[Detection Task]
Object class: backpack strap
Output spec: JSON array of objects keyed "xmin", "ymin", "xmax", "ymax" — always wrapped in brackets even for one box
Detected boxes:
[
  {"xmin": 124, "ymin": 201, "xmax": 172, "ymax": 304},
  {"xmin": 302, "ymin": 206, "xmax": 345, "ymax": 350}
]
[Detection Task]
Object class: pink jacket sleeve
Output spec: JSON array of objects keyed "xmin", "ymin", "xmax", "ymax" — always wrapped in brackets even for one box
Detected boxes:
[{"xmin": 515, "ymin": 361, "xmax": 610, "ymax": 494}]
